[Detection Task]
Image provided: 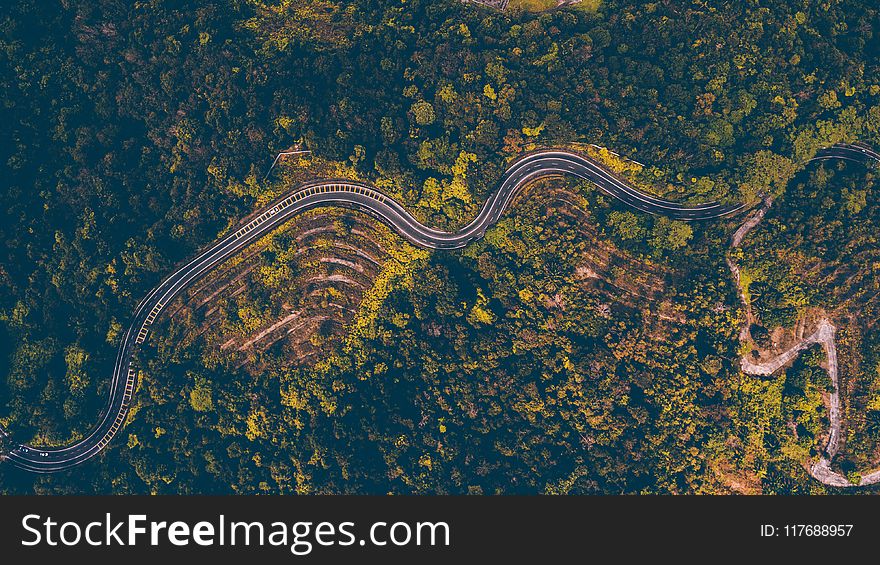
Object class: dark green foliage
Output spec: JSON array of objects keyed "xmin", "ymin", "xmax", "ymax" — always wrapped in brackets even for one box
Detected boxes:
[{"xmin": 1, "ymin": 0, "xmax": 879, "ymax": 493}]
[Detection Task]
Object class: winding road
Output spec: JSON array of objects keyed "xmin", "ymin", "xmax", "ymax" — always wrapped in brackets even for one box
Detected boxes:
[
  {"xmin": 1, "ymin": 144, "xmax": 870, "ymax": 472},
  {"xmin": 732, "ymin": 142, "xmax": 879, "ymax": 488}
]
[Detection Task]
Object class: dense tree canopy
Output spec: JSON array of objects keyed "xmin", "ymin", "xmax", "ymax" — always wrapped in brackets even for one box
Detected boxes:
[{"xmin": 1, "ymin": 0, "xmax": 878, "ymax": 493}]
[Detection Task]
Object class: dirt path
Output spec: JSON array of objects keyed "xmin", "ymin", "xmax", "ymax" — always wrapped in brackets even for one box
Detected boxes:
[
  {"xmin": 727, "ymin": 198, "xmax": 771, "ymax": 341},
  {"xmin": 739, "ymin": 319, "xmax": 846, "ymax": 483},
  {"xmin": 728, "ymin": 204, "xmax": 879, "ymax": 487},
  {"xmin": 740, "ymin": 319, "xmax": 833, "ymax": 376}
]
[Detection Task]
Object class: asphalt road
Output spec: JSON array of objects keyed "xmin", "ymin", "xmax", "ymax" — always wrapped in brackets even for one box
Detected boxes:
[{"xmin": 3, "ymin": 144, "xmax": 872, "ymax": 472}]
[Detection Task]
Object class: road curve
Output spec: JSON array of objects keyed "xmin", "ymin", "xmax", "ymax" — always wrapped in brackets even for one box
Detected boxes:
[
  {"xmin": 732, "ymin": 142, "xmax": 879, "ymax": 487},
  {"xmin": 1, "ymin": 144, "xmax": 865, "ymax": 472}
]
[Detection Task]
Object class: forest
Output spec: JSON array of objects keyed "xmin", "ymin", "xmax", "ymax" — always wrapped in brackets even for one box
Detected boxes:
[{"xmin": 1, "ymin": 0, "xmax": 879, "ymax": 493}]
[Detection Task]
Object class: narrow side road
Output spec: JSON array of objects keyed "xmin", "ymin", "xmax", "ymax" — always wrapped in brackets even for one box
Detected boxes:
[{"xmin": 732, "ymin": 142, "xmax": 879, "ymax": 487}]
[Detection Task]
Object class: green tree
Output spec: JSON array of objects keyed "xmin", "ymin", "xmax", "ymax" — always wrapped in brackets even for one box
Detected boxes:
[
  {"xmin": 189, "ymin": 376, "xmax": 214, "ymax": 413},
  {"xmin": 738, "ymin": 151, "xmax": 797, "ymax": 201},
  {"xmin": 649, "ymin": 217, "xmax": 693, "ymax": 255},
  {"xmin": 410, "ymin": 100, "xmax": 435, "ymax": 126},
  {"xmin": 608, "ymin": 211, "xmax": 647, "ymax": 241}
]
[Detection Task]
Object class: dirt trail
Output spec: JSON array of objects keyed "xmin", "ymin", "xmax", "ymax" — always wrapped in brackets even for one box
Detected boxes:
[
  {"xmin": 726, "ymin": 198, "xmax": 771, "ymax": 341},
  {"xmin": 729, "ymin": 202, "xmax": 879, "ymax": 487},
  {"xmin": 740, "ymin": 319, "xmax": 833, "ymax": 376}
]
